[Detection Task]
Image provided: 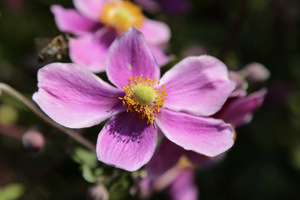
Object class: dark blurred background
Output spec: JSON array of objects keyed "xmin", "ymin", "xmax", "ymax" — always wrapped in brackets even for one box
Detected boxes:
[{"xmin": 0, "ymin": 0, "xmax": 300, "ymax": 199}]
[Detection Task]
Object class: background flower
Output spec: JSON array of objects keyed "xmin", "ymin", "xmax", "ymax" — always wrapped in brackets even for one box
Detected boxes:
[{"xmin": 51, "ymin": 0, "xmax": 171, "ymax": 72}]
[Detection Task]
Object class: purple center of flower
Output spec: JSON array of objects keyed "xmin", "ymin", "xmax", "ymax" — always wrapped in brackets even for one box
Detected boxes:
[
  {"xmin": 100, "ymin": 1, "xmax": 144, "ymax": 34},
  {"xmin": 119, "ymin": 75, "xmax": 167, "ymax": 124}
]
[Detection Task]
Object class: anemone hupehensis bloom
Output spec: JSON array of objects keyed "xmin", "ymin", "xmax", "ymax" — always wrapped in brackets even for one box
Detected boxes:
[
  {"xmin": 138, "ymin": 79, "xmax": 267, "ymax": 199},
  {"xmin": 33, "ymin": 27, "xmax": 236, "ymax": 171},
  {"xmin": 51, "ymin": 0, "xmax": 171, "ymax": 73},
  {"xmin": 144, "ymin": 74, "xmax": 267, "ymax": 177}
]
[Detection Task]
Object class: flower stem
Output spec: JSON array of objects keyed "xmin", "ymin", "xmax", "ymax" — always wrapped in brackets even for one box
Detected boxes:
[{"xmin": 0, "ymin": 82, "xmax": 96, "ymax": 152}]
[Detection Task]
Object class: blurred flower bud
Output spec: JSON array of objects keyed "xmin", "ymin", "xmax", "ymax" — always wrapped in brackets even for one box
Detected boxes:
[
  {"xmin": 228, "ymin": 71, "xmax": 248, "ymax": 91},
  {"xmin": 88, "ymin": 184, "xmax": 109, "ymax": 200},
  {"xmin": 22, "ymin": 129, "xmax": 45, "ymax": 153},
  {"xmin": 243, "ymin": 62, "xmax": 270, "ymax": 82}
]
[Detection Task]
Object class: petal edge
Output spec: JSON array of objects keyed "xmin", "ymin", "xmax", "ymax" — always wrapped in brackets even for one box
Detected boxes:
[
  {"xmin": 156, "ymin": 109, "xmax": 235, "ymax": 157},
  {"xmin": 96, "ymin": 112, "xmax": 157, "ymax": 171}
]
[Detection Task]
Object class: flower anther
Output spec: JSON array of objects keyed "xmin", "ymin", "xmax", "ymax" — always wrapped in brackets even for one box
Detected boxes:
[
  {"xmin": 176, "ymin": 156, "xmax": 195, "ymax": 169},
  {"xmin": 120, "ymin": 75, "xmax": 167, "ymax": 124},
  {"xmin": 100, "ymin": 1, "xmax": 144, "ymax": 34}
]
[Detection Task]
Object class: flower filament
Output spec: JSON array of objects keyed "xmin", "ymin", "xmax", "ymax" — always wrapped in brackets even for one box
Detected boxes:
[
  {"xmin": 100, "ymin": 1, "xmax": 144, "ymax": 34},
  {"xmin": 120, "ymin": 75, "xmax": 167, "ymax": 124}
]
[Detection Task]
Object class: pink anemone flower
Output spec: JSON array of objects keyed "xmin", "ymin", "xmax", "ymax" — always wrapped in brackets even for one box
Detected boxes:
[
  {"xmin": 138, "ymin": 79, "xmax": 267, "ymax": 198},
  {"xmin": 33, "ymin": 27, "xmax": 235, "ymax": 171},
  {"xmin": 145, "ymin": 79, "xmax": 267, "ymax": 177},
  {"xmin": 51, "ymin": 0, "xmax": 171, "ymax": 73}
]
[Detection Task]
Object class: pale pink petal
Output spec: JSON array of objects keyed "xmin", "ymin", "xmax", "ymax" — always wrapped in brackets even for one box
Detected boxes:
[
  {"xmin": 149, "ymin": 45, "xmax": 173, "ymax": 67},
  {"xmin": 73, "ymin": 0, "xmax": 107, "ymax": 21},
  {"xmin": 229, "ymin": 89, "xmax": 247, "ymax": 98},
  {"xmin": 168, "ymin": 168, "xmax": 198, "ymax": 200},
  {"xmin": 51, "ymin": 5, "xmax": 101, "ymax": 35},
  {"xmin": 215, "ymin": 88, "xmax": 267, "ymax": 127},
  {"xmin": 140, "ymin": 18, "xmax": 171, "ymax": 45},
  {"xmin": 69, "ymin": 28, "xmax": 117, "ymax": 73},
  {"xmin": 159, "ymin": 55, "xmax": 236, "ymax": 116},
  {"xmin": 96, "ymin": 112, "xmax": 157, "ymax": 171},
  {"xmin": 32, "ymin": 63, "xmax": 124, "ymax": 128},
  {"xmin": 156, "ymin": 109, "xmax": 235, "ymax": 157},
  {"xmin": 228, "ymin": 71, "xmax": 248, "ymax": 91},
  {"xmin": 138, "ymin": 177, "xmax": 154, "ymax": 198},
  {"xmin": 135, "ymin": 0, "xmax": 160, "ymax": 14},
  {"xmin": 106, "ymin": 27, "xmax": 160, "ymax": 89},
  {"xmin": 146, "ymin": 139, "xmax": 184, "ymax": 178}
]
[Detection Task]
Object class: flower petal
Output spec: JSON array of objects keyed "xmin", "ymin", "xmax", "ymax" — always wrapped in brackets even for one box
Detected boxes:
[
  {"xmin": 214, "ymin": 88, "xmax": 267, "ymax": 127},
  {"xmin": 140, "ymin": 18, "xmax": 171, "ymax": 45},
  {"xmin": 156, "ymin": 109, "xmax": 235, "ymax": 157},
  {"xmin": 51, "ymin": 5, "xmax": 101, "ymax": 35},
  {"xmin": 96, "ymin": 112, "xmax": 157, "ymax": 171},
  {"xmin": 168, "ymin": 168, "xmax": 198, "ymax": 200},
  {"xmin": 149, "ymin": 45, "xmax": 173, "ymax": 67},
  {"xmin": 106, "ymin": 27, "xmax": 160, "ymax": 89},
  {"xmin": 73, "ymin": 0, "xmax": 106, "ymax": 21},
  {"xmin": 228, "ymin": 71, "xmax": 248, "ymax": 92},
  {"xmin": 138, "ymin": 177, "xmax": 154, "ymax": 198},
  {"xmin": 229, "ymin": 88, "xmax": 247, "ymax": 98},
  {"xmin": 32, "ymin": 63, "xmax": 124, "ymax": 128},
  {"xmin": 134, "ymin": 0, "xmax": 160, "ymax": 14},
  {"xmin": 160, "ymin": 55, "xmax": 236, "ymax": 116},
  {"xmin": 69, "ymin": 28, "xmax": 117, "ymax": 73},
  {"xmin": 146, "ymin": 139, "xmax": 184, "ymax": 178}
]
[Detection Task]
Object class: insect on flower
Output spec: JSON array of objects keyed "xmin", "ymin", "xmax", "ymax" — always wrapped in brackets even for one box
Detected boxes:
[{"xmin": 38, "ymin": 33, "xmax": 70, "ymax": 63}]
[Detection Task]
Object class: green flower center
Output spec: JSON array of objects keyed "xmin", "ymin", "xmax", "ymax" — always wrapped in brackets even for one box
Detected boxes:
[
  {"xmin": 133, "ymin": 84, "xmax": 155, "ymax": 106},
  {"xmin": 115, "ymin": 9, "xmax": 131, "ymax": 21},
  {"xmin": 119, "ymin": 75, "xmax": 167, "ymax": 124}
]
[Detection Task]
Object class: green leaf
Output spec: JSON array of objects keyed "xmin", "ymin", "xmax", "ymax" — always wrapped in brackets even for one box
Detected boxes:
[
  {"xmin": 82, "ymin": 165, "xmax": 97, "ymax": 183},
  {"xmin": 72, "ymin": 147, "xmax": 97, "ymax": 168}
]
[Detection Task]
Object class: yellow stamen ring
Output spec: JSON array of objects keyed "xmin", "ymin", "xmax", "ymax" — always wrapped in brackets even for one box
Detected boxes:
[
  {"xmin": 119, "ymin": 75, "xmax": 167, "ymax": 124},
  {"xmin": 100, "ymin": 1, "xmax": 144, "ymax": 34}
]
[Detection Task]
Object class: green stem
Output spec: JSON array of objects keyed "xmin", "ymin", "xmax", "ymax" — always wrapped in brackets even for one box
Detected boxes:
[{"xmin": 0, "ymin": 82, "xmax": 96, "ymax": 152}]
